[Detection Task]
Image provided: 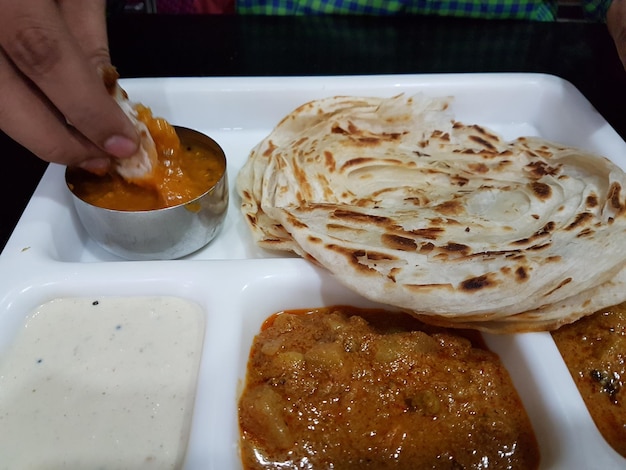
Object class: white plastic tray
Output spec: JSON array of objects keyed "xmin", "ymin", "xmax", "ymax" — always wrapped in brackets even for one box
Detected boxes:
[{"xmin": 1, "ymin": 73, "xmax": 625, "ymax": 469}]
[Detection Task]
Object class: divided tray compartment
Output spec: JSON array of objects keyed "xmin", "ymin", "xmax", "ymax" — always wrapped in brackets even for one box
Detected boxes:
[{"xmin": 1, "ymin": 74, "xmax": 625, "ymax": 469}]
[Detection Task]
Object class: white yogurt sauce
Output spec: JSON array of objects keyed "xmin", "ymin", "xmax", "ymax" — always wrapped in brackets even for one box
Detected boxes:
[{"xmin": 0, "ymin": 296, "xmax": 205, "ymax": 469}]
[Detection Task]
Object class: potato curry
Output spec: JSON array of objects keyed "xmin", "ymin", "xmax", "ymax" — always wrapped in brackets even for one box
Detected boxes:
[
  {"xmin": 239, "ymin": 306, "xmax": 540, "ymax": 469},
  {"xmin": 552, "ymin": 302, "xmax": 626, "ymax": 458}
]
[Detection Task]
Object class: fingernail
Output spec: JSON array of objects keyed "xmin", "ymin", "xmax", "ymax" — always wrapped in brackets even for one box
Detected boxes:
[{"xmin": 104, "ymin": 135, "xmax": 137, "ymax": 158}]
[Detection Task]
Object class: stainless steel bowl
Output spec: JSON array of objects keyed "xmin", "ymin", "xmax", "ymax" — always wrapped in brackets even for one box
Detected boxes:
[{"xmin": 66, "ymin": 127, "xmax": 228, "ymax": 260}]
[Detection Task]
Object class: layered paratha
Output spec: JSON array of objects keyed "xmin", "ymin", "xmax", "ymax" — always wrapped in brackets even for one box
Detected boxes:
[{"xmin": 236, "ymin": 93, "xmax": 626, "ymax": 333}]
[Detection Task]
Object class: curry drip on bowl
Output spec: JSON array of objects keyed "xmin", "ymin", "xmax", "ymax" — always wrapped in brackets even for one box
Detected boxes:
[
  {"xmin": 552, "ymin": 302, "xmax": 626, "ymax": 458},
  {"xmin": 67, "ymin": 106, "xmax": 225, "ymax": 211},
  {"xmin": 238, "ymin": 306, "xmax": 540, "ymax": 469}
]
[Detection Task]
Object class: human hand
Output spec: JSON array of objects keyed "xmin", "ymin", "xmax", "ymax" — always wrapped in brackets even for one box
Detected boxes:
[
  {"xmin": 608, "ymin": 0, "xmax": 626, "ymax": 70},
  {"xmin": 0, "ymin": 0, "xmax": 139, "ymax": 173}
]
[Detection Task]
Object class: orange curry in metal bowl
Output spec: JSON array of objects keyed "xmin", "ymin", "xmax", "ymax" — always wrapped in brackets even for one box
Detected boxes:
[
  {"xmin": 238, "ymin": 306, "xmax": 540, "ymax": 469},
  {"xmin": 552, "ymin": 302, "xmax": 626, "ymax": 458},
  {"xmin": 66, "ymin": 106, "xmax": 225, "ymax": 212}
]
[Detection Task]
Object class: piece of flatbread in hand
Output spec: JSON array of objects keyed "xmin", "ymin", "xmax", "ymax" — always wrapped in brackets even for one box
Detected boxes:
[
  {"xmin": 237, "ymin": 93, "xmax": 626, "ymax": 333},
  {"xmin": 102, "ymin": 66, "xmax": 158, "ymax": 183}
]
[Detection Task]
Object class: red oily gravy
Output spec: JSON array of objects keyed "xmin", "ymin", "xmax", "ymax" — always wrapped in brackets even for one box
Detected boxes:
[
  {"xmin": 552, "ymin": 301, "xmax": 626, "ymax": 457},
  {"xmin": 238, "ymin": 305, "xmax": 540, "ymax": 469}
]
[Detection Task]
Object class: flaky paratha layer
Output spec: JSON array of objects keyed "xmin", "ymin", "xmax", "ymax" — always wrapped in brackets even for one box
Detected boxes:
[{"xmin": 236, "ymin": 93, "xmax": 626, "ymax": 333}]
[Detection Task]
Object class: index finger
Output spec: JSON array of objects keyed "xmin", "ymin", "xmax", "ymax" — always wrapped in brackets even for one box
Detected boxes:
[
  {"xmin": 59, "ymin": 0, "xmax": 113, "ymax": 72},
  {"xmin": 0, "ymin": 0, "xmax": 138, "ymax": 158}
]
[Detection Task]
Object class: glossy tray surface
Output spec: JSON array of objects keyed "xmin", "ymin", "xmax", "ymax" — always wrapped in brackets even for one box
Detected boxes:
[{"xmin": 1, "ymin": 74, "xmax": 624, "ymax": 469}]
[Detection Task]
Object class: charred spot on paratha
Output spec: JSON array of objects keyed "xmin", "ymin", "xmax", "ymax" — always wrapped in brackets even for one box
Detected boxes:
[
  {"xmin": 381, "ymin": 234, "xmax": 418, "ymax": 252},
  {"xmin": 565, "ymin": 212, "xmax": 593, "ymax": 231},
  {"xmin": 460, "ymin": 274, "xmax": 499, "ymax": 291},
  {"xmin": 530, "ymin": 182, "xmax": 552, "ymax": 200}
]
